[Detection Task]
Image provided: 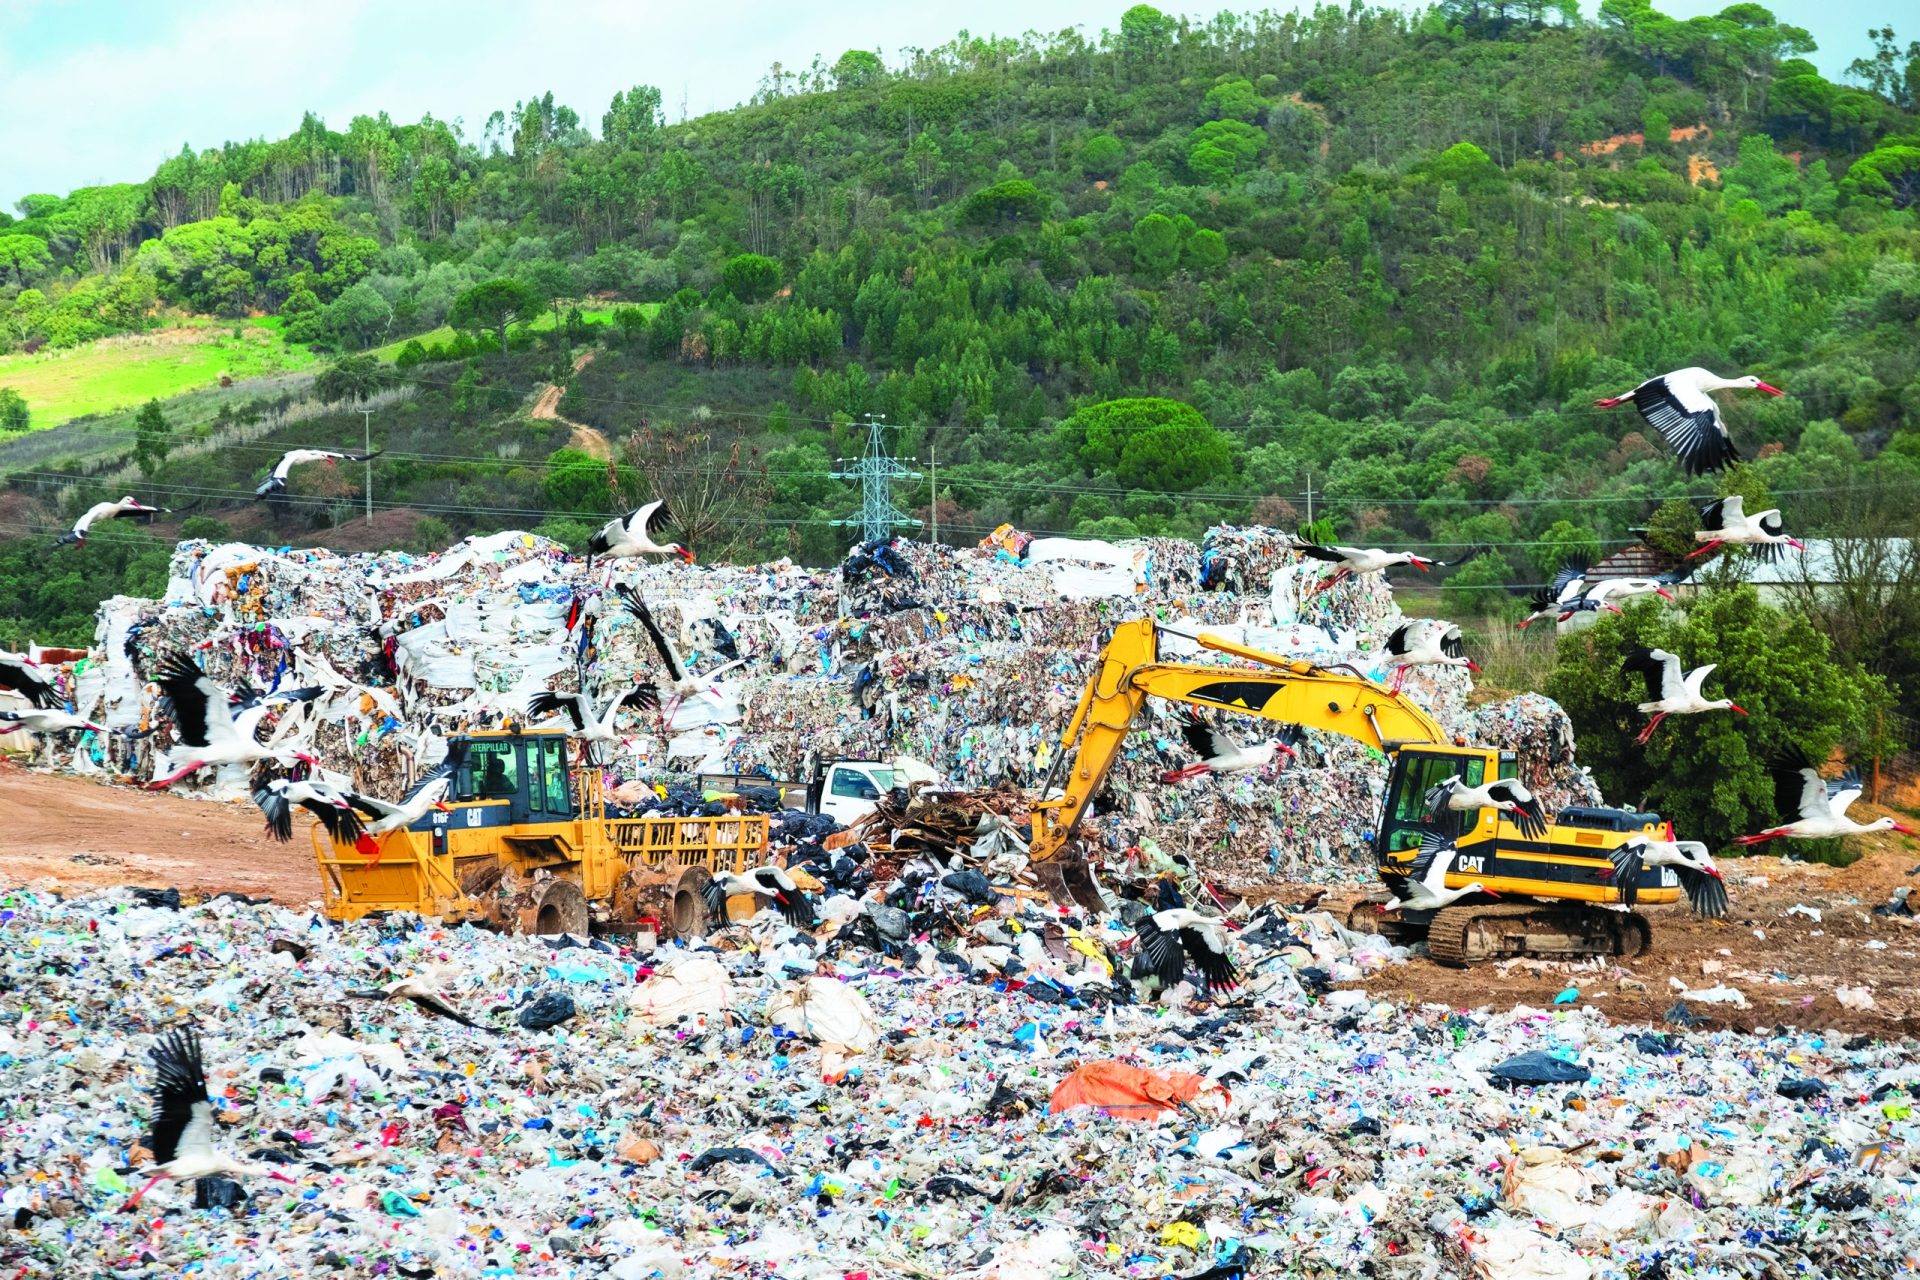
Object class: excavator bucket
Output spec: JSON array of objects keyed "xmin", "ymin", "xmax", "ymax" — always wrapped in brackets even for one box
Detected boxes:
[{"xmin": 1029, "ymin": 841, "xmax": 1108, "ymax": 917}]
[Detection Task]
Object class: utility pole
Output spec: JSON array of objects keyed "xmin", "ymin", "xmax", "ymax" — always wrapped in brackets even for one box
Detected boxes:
[
  {"xmin": 831, "ymin": 415, "xmax": 922, "ymax": 545},
  {"xmin": 929, "ymin": 439, "xmax": 938, "ymax": 548},
  {"xmin": 362, "ymin": 403, "xmax": 374, "ymax": 524},
  {"xmin": 1304, "ymin": 470, "xmax": 1314, "ymax": 526}
]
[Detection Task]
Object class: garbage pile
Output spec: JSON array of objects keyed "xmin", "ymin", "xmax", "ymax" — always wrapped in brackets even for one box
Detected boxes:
[
  {"xmin": 28, "ymin": 525, "xmax": 1599, "ymax": 888},
  {"xmin": 4, "ymin": 885, "xmax": 1916, "ymax": 1279}
]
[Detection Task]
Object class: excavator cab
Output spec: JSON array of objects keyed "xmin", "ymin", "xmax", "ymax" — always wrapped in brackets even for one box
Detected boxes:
[
  {"xmin": 444, "ymin": 732, "xmax": 576, "ymax": 825},
  {"xmin": 1375, "ymin": 746, "xmax": 1517, "ymax": 856}
]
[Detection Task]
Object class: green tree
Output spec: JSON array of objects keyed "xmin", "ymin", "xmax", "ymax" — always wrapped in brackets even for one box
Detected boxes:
[
  {"xmin": 1132, "ymin": 213, "xmax": 1183, "ymax": 275},
  {"xmin": 1062, "ymin": 397, "xmax": 1232, "ymax": 491},
  {"xmin": 722, "ymin": 253, "xmax": 782, "ymax": 303},
  {"xmin": 831, "ymin": 49, "xmax": 886, "ymax": 89},
  {"xmin": 1081, "ymin": 134, "xmax": 1125, "ymax": 179},
  {"xmin": 322, "ymin": 281, "xmax": 393, "ymax": 349},
  {"xmin": 960, "ymin": 179, "xmax": 1047, "ymax": 228},
  {"xmin": 1532, "ymin": 520, "xmax": 1602, "ymax": 576},
  {"xmin": 0, "ymin": 234, "xmax": 51, "ymax": 285},
  {"xmin": 1546, "ymin": 585, "xmax": 1890, "ymax": 852},
  {"xmin": 1203, "ymin": 78, "xmax": 1263, "ymax": 122},
  {"xmin": 1186, "ymin": 119, "xmax": 1264, "ymax": 184},
  {"xmin": 448, "ymin": 278, "xmax": 540, "ymax": 354},
  {"xmin": 133, "ymin": 398, "xmax": 171, "ymax": 476},
  {"xmin": 0, "ymin": 388, "xmax": 27, "ymax": 435},
  {"xmin": 1840, "ymin": 144, "xmax": 1920, "ymax": 210},
  {"xmin": 314, "ymin": 353, "xmax": 391, "ymax": 406}
]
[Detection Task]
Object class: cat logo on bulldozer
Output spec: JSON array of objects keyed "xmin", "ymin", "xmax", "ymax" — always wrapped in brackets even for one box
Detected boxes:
[{"xmin": 1456, "ymin": 854, "xmax": 1485, "ymax": 874}]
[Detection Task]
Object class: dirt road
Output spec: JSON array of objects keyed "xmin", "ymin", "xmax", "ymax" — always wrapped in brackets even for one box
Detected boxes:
[
  {"xmin": 0, "ymin": 761, "xmax": 318, "ymax": 905},
  {"xmin": 4, "ymin": 763, "xmax": 1917, "ymax": 1036}
]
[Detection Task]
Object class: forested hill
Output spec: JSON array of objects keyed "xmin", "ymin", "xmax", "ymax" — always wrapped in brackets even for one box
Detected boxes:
[{"xmin": 2, "ymin": 2, "xmax": 1919, "ymax": 640}]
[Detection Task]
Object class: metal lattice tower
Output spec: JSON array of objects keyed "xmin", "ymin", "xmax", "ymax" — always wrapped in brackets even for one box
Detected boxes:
[{"xmin": 832, "ymin": 416, "xmax": 922, "ymax": 544}]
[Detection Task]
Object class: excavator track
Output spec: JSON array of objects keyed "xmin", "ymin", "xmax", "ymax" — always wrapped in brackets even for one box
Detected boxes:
[{"xmin": 1426, "ymin": 901, "xmax": 1652, "ymax": 968}]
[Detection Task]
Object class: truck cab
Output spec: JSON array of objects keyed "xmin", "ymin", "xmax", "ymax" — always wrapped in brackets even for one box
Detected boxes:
[{"xmin": 806, "ymin": 759, "xmax": 898, "ymax": 825}]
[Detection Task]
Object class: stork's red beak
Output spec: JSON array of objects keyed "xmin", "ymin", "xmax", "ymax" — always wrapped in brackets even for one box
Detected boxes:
[
  {"xmin": 1412, "ymin": 559, "xmax": 1430, "ymax": 572},
  {"xmin": 435, "ymin": 801, "xmax": 452, "ymax": 812},
  {"xmin": 1729, "ymin": 704, "xmax": 1749, "ymax": 716},
  {"xmin": 1893, "ymin": 823, "xmax": 1919, "ymax": 836},
  {"xmin": 1755, "ymin": 382, "xmax": 1784, "ymax": 396},
  {"xmin": 1655, "ymin": 588, "xmax": 1675, "ymax": 600},
  {"xmin": 677, "ymin": 548, "xmax": 696, "ymax": 564},
  {"xmin": 1482, "ymin": 890, "xmax": 1501, "ymax": 899},
  {"xmin": 1515, "ymin": 619, "xmax": 1533, "ymax": 630},
  {"xmin": 1606, "ymin": 604, "xmax": 1624, "ymax": 614},
  {"xmin": 1466, "ymin": 659, "xmax": 1482, "ymax": 673},
  {"xmin": 1788, "ymin": 539, "xmax": 1805, "ymax": 551}
]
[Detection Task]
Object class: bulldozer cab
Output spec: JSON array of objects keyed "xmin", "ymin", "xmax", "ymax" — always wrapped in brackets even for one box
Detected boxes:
[
  {"xmin": 443, "ymin": 731, "xmax": 576, "ymax": 826},
  {"xmin": 1376, "ymin": 745, "xmax": 1518, "ymax": 855}
]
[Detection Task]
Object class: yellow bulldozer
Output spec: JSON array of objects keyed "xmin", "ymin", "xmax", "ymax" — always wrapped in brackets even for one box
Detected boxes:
[
  {"xmin": 1026, "ymin": 618, "xmax": 1681, "ymax": 965},
  {"xmin": 312, "ymin": 727, "xmax": 769, "ymax": 939}
]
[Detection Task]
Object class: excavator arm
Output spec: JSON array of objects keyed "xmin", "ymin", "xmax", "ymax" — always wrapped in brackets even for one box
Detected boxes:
[{"xmin": 1029, "ymin": 618, "xmax": 1448, "ymax": 883}]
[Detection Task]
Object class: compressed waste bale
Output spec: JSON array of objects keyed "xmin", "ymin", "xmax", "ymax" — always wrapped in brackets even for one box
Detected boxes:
[{"xmin": 766, "ymin": 976, "xmax": 880, "ymax": 1053}]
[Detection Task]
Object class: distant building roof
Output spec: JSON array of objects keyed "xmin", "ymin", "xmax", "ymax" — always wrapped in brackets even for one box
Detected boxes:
[
  {"xmin": 1679, "ymin": 538, "xmax": 1916, "ymax": 586},
  {"xmin": 1591, "ymin": 542, "xmax": 1683, "ymax": 580}
]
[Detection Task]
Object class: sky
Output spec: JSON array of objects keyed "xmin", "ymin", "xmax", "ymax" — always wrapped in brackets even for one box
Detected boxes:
[{"xmin": 0, "ymin": 0, "xmax": 1902, "ymax": 209}]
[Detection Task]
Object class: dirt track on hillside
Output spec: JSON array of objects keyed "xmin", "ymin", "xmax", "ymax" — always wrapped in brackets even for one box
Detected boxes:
[{"xmin": 5, "ymin": 762, "xmax": 1918, "ymax": 1035}]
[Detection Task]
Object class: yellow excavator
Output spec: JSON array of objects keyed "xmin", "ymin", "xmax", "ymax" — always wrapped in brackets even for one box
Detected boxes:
[{"xmin": 1027, "ymin": 618, "xmax": 1682, "ymax": 965}]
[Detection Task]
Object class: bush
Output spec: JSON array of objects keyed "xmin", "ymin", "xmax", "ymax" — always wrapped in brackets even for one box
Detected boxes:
[{"xmin": 722, "ymin": 253, "xmax": 782, "ymax": 304}]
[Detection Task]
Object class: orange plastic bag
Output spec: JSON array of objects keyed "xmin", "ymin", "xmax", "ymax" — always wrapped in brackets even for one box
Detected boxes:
[{"xmin": 1047, "ymin": 1061, "xmax": 1226, "ymax": 1122}]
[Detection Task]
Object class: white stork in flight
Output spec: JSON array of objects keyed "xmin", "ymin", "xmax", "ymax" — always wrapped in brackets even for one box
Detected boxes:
[
  {"xmin": 1130, "ymin": 906, "xmax": 1238, "ymax": 996},
  {"xmin": 1689, "ymin": 494, "xmax": 1803, "ymax": 562},
  {"xmin": 1425, "ymin": 773, "xmax": 1549, "ymax": 839},
  {"xmin": 1294, "ymin": 543, "xmax": 1480, "ymax": 596},
  {"xmin": 1605, "ymin": 830, "xmax": 1728, "ymax": 919},
  {"xmin": 1382, "ymin": 619, "xmax": 1479, "ymax": 693},
  {"xmin": 1622, "ymin": 646, "xmax": 1746, "ymax": 744},
  {"xmin": 0, "ymin": 651, "xmax": 58, "ymax": 709},
  {"xmin": 703, "ymin": 866, "xmax": 818, "ymax": 929},
  {"xmin": 1736, "ymin": 751, "xmax": 1918, "ymax": 846},
  {"xmin": 1593, "ymin": 367, "xmax": 1782, "ymax": 476},
  {"xmin": 1159, "ymin": 712, "xmax": 1299, "ymax": 783},
  {"xmin": 56, "ymin": 496, "xmax": 167, "ymax": 546},
  {"xmin": 1379, "ymin": 831, "xmax": 1497, "ymax": 912},
  {"xmin": 585, "ymin": 499, "xmax": 693, "ymax": 571},
  {"xmin": 147, "ymin": 652, "xmax": 319, "ymax": 788},
  {"xmin": 255, "ymin": 448, "xmax": 382, "ymax": 499},
  {"xmin": 526, "ymin": 685, "xmax": 656, "ymax": 762},
  {"xmin": 0, "ymin": 708, "xmax": 105, "ymax": 737},
  {"xmin": 121, "ymin": 1028, "xmax": 298, "ymax": 1211}
]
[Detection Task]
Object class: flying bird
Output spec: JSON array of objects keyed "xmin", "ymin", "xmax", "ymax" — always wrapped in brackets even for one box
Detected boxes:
[
  {"xmin": 55, "ymin": 497, "xmax": 167, "ymax": 547},
  {"xmin": 1294, "ymin": 544, "xmax": 1479, "ymax": 596},
  {"xmin": 146, "ymin": 652, "xmax": 318, "ymax": 787},
  {"xmin": 1583, "ymin": 575, "xmax": 1679, "ymax": 610},
  {"xmin": 1593, "ymin": 367, "xmax": 1783, "ymax": 476},
  {"xmin": 616, "ymin": 584, "xmax": 746, "ymax": 711},
  {"xmin": 345, "ymin": 976, "xmax": 493, "ymax": 1031},
  {"xmin": 1424, "ymin": 774, "xmax": 1549, "ymax": 839},
  {"xmin": 526, "ymin": 686, "xmax": 656, "ymax": 760},
  {"xmin": 1514, "ymin": 587, "xmax": 1616, "ymax": 630},
  {"xmin": 1379, "ymin": 831, "xmax": 1498, "ymax": 912},
  {"xmin": 0, "ymin": 651, "xmax": 58, "ymax": 709},
  {"xmin": 1382, "ymin": 619, "xmax": 1479, "ymax": 693},
  {"xmin": 1159, "ymin": 712, "xmax": 1298, "ymax": 783},
  {"xmin": 0, "ymin": 708, "xmax": 105, "ymax": 737},
  {"xmin": 1689, "ymin": 494, "xmax": 1803, "ymax": 562},
  {"xmin": 121, "ymin": 1028, "xmax": 298, "ymax": 1212},
  {"xmin": 1736, "ymin": 751, "xmax": 1918, "ymax": 845},
  {"xmin": 1606, "ymin": 832, "xmax": 1728, "ymax": 918},
  {"xmin": 341, "ymin": 770, "xmax": 456, "ymax": 862},
  {"xmin": 251, "ymin": 776, "xmax": 369, "ymax": 849},
  {"xmin": 702, "ymin": 866, "xmax": 817, "ymax": 929},
  {"xmin": 1621, "ymin": 647, "xmax": 1746, "ymax": 744},
  {"xmin": 585, "ymin": 499, "xmax": 693, "ymax": 569},
  {"xmin": 254, "ymin": 449, "xmax": 382, "ymax": 500},
  {"xmin": 1130, "ymin": 907, "xmax": 1238, "ymax": 996}
]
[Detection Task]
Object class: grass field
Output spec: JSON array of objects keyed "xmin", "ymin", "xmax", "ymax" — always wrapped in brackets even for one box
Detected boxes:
[{"xmin": 0, "ymin": 323, "xmax": 316, "ymax": 427}]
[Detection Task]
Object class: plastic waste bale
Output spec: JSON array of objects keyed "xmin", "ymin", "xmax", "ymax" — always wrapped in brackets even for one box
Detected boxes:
[
  {"xmin": 1048, "ymin": 1060, "xmax": 1228, "ymax": 1122},
  {"xmin": 1463, "ymin": 1225, "xmax": 1596, "ymax": 1280},
  {"xmin": 628, "ymin": 953, "xmax": 734, "ymax": 1029},
  {"xmin": 765, "ymin": 975, "xmax": 880, "ymax": 1053}
]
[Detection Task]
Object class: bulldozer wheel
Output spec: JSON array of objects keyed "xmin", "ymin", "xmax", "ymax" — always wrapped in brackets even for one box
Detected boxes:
[
  {"xmin": 529, "ymin": 880, "xmax": 589, "ymax": 937},
  {"xmin": 666, "ymin": 866, "xmax": 713, "ymax": 940}
]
